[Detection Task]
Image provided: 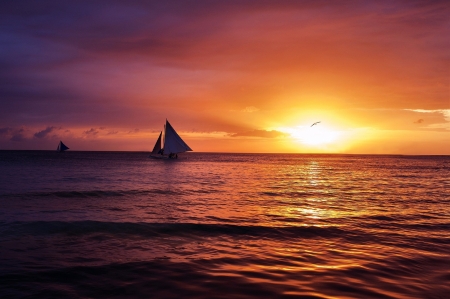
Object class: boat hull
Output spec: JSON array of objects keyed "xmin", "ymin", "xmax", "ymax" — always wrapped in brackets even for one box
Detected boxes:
[{"xmin": 149, "ymin": 155, "xmax": 182, "ymax": 160}]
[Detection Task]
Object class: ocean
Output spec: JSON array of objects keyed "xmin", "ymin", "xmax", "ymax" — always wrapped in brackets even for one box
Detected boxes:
[{"xmin": 0, "ymin": 151, "xmax": 449, "ymax": 299}]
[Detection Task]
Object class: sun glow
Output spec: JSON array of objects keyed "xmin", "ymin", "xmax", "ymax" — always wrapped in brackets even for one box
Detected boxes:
[{"xmin": 279, "ymin": 125, "xmax": 342, "ymax": 146}]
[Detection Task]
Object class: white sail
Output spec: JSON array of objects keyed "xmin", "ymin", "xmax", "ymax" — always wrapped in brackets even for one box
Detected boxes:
[
  {"xmin": 163, "ymin": 120, "xmax": 192, "ymax": 154},
  {"xmin": 151, "ymin": 132, "xmax": 162, "ymax": 154}
]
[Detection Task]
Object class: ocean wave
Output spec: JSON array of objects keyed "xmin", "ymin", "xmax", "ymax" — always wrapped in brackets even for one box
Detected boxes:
[
  {"xmin": 2, "ymin": 220, "xmax": 448, "ymax": 249},
  {"xmin": 3, "ymin": 189, "xmax": 188, "ymax": 199},
  {"xmin": 2, "ymin": 187, "xmax": 227, "ymax": 199},
  {"xmin": 0, "ymin": 221, "xmax": 346, "ymax": 240}
]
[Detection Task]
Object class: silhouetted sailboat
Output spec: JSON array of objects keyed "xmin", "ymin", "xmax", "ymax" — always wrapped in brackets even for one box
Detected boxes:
[
  {"xmin": 56, "ymin": 141, "xmax": 69, "ymax": 152},
  {"xmin": 150, "ymin": 120, "xmax": 192, "ymax": 159}
]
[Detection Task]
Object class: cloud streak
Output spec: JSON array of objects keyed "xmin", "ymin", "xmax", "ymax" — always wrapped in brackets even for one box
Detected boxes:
[{"xmin": 229, "ymin": 130, "xmax": 287, "ymax": 138}]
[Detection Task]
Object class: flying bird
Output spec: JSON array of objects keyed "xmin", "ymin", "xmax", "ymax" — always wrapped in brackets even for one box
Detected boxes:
[{"xmin": 310, "ymin": 121, "xmax": 321, "ymax": 127}]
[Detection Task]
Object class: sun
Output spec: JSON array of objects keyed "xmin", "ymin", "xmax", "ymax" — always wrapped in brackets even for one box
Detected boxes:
[
  {"xmin": 278, "ymin": 124, "xmax": 342, "ymax": 146},
  {"xmin": 295, "ymin": 125, "xmax": 341, "ymax": 145}
]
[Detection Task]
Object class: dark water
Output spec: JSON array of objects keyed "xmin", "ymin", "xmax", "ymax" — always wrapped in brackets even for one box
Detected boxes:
[{"xmin": 0, "ymin": 151, "xmax": 449, "ymax": 299}]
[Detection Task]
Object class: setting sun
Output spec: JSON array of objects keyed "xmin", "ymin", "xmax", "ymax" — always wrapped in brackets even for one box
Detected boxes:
[
  {"xmin": 294, "ymin": 126, "xmax": 341, "ymax": 146},
  {"xmin": 277, "ymin": 124, "xmax": 342, "ymax": 147}
]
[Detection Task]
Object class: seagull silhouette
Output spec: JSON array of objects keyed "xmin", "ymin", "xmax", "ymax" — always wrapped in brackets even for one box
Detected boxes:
[{"xmin": 310, "ymin": 121, "xmax": 321, "ymax": 127}]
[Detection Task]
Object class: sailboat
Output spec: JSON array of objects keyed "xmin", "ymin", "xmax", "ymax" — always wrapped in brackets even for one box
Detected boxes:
[
  {"xmin": 56, "ymin": 141, "xmax": 69, "ymax": 152},
  {"xmin": 150, "ymin": 119, "xmax": 192, "ymax": 159}
]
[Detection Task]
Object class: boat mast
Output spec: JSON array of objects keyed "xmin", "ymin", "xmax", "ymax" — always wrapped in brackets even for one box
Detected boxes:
[{"xmin": 162, "ymin": 123, "xmax": 166, "ymax": 154}]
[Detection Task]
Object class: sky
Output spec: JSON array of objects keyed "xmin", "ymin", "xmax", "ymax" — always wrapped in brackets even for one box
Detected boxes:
[{"xmin": 1, "ymin": 0, "xmax": 449, "ymax": 154}]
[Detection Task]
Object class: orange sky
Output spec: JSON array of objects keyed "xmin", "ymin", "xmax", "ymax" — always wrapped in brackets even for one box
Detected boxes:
[{"xmin": 0, "ymin": 1, "xmax": 449, "ymax": 154}]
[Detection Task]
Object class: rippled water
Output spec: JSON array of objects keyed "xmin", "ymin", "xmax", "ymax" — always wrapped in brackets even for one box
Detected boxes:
[{"xmin": 0, "ymin": 151, "xmax": 449, "ymax": 298}]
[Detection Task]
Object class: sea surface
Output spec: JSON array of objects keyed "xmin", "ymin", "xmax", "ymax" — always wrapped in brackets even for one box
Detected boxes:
[{"xmin": 0, "ymin": 151, "xmax": 449, "ymax": 299}]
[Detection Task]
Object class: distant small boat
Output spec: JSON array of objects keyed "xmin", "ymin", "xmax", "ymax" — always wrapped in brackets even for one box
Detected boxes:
[
  {"xmin": 150, "ymin": 119, "xmax": 192, "ymax": 159},
  {"xmin": 56, "ymin": 141, "xmax": 69, "ymax": 152}
]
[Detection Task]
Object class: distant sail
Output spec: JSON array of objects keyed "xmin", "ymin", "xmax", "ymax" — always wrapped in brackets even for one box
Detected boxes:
[
  {"xmin": 163, "ymin": 120, "xmax": 192, "ymax": 155},
  {"xmin": 149, "ymin": 120, "xmax": 192, "ymax": 158},
  {"xmin": 151, "ymin": 132, "xmax": 162, "ymax": 155},
  {"xmin": 56, "ymin": 141, "xmax": 69, "ymax": 152}
]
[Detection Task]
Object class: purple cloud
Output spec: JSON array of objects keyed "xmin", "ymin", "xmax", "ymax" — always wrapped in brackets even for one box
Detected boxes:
[
  {"xmin": 0, "ymin": 127, "xmax": 13, "ymax": 137},
  {"xmin": 0, "ymin": 127, "xmax": 28, "ymax": 142},
  {"xmin": 34, "ymin": 126, "xmax": 58, "ymax": 138},
  {"xmin": 83, "ymin": 128, "xmax": 99, "ymax": 136},
  {"xmin": 9, "ymin": 128, "xmax": 27, "ymax": 142}
]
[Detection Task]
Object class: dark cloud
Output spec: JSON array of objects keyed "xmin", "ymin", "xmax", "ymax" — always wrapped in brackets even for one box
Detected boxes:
[
  {"xmin": 0, "ymin": 127, "xmax": 28, "ymax": 142},
  {"xmin": 34, "ymin": 126, "xmax": 58, "ymax": 138},
  {"xmin": 229, "ymin": 129, "xmax": 287, "ymax": 138},
  {"xmin": 10, "ymin": 134, "xmax": 25, "ymax": 142},
  {"xmin": 414, "ymin": 119, "xmax": 424, "ymax": 124},
  {"xmin": 83, "ymin": 128, "xmax": 99, "ymax": 136},
  {"xmin": 0, "ymin": 127, "xmax": 13, "ymax": 137},
  {"xmin": 9, "ymin": 128, "xmax": 27, "ymax": 142}
]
